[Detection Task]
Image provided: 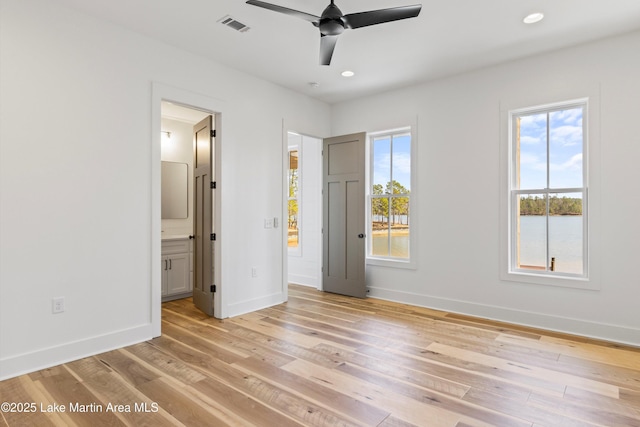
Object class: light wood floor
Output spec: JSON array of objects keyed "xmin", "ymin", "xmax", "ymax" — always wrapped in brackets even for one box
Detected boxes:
[{"xmin": 2, "ymin": 284, "xmax": 639, "ymax": 427}]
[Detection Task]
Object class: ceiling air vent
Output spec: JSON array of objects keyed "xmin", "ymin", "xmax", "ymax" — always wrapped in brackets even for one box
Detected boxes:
[{"xmin": 218, "ymin": 15, "xmax": 250, "ymax": 33}]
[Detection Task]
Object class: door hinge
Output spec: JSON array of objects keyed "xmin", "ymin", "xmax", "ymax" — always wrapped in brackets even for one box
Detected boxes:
[
  {"xmin": 210, "ymin": 233, "xmax": 216, "ymax": 241},
  {"xmin": 211, "ymin": 129, "xmax": 216, "ymax": 138},
  {"xmin": 210, "ymin": 285, "xmax": 216, "ymax": 293},
  {"xmin": 210, "ymin": 181, "xmax": 216, "ymax": 189}
]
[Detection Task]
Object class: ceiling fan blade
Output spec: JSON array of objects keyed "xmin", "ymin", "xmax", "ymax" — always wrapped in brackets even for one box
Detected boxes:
[
  {"xmin": 344, "ymin": 4, "xmax": 421, "ymax": 29},
  {"xmin": 246, "ymin": 0, "xmax": 320, "ymax": 24},
  {"xmin": 319, "ymin": 34, "xmax": 338, "ymax": 66}
]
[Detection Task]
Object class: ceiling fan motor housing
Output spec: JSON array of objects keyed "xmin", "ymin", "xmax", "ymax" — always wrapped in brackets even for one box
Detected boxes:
[{"xmin": 319, "ymin": 2, "xmax": 345, "ymax": 35}]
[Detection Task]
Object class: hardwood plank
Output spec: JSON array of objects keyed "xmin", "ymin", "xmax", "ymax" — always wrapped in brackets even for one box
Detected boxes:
[
  {"xmin": 282, "ymin": 358, "xmax": 485, "ymax": 427},
  {"xmin": 228, "ymin": 312, "xmax": 333, "ymax": 350},
  {"xmin": 64, "ymin": 356, "xmax": 177, "ymax": 427},
  {"xmin": 284, "ymin": 298, "xmax": 371, "ymax": 323},
  {"xmin": 427, "ymin": 342, "xmax": 620, "ymax": 398},
  {"xmin": 1, "ymin": 284, "xmax": 639, "ymax": 427},
  {"xmin": 260, "ymin": 310, "xmax": 399, "ymax": 348},
  {"xmin": 192, "ymin": 377, "xmax": 304, "ymax": 427},
  {"xmin": 161, "ymin": 314, "xmax": 296, "ymax": 366},
  {"xmin": 224, "ymin": 318, "xmax": 353, "ymax": 369},
  {"xmin": 527, "ymin": 390, "xmax": 640, "ymax": 427},
  {"xmin": 497, "ymin": 333, "xmax": 640, "ymax": 371},
  {"xmin": 356, "ymin": 342, "xmax": 562, "ymax": 399},
  {"xmin": 311, "ymin": 343, "xmax": 471, "ymax": 399},
  {"xmin": 160, "ymin": 321, "xmax": 247, "ymax": 364},
  {"xmin": 233, "ymin": 355, "xmax": 390, "ymax": 426},
  {"xmin": 463, "ymin": 387, "xmax": 599, "ymax": 427},
  {"xmin": 0, "ymin": 377, "xmax": 61, "ymax": 427},
  {"xmin": 351, "ymin": 342, "xmax": 533, "ymax": 401},
  {"xmin": 96, "ymin": 349, "xmax": 160, "ymax": 388},
  {"xmin": 562, "ymin": 386, "xmax": 640, "ymax": 422},
  {"xmin": 122, "ymin": 341, "xmax": 259, "ymax": 426},
  {"xmin": 162, "ymin": 306, "xmax": 230, "ymax": 333},
  {"xmin": 150, "ymin": 328, "xmax": 360, "ymax": 426},
  {"xmin": 377, "ymin": 416, "xmax": 421, "ymax": 427},
  {"xmin": 135, "ymin": 377, "xmax": 231, "ymax": 427},
  {"xmin": 335, "ymin": 361, "xmax": 531, "ymax": 427},
  {"xmin": 32, "ymin": 365, "xmax": 126, "ymax": 427},
  {"xmin": 123, "ymin": 342, "xmax": 208, "ymax": 386}
]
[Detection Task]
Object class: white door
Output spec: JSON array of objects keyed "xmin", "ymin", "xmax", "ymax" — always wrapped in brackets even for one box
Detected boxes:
[
  {"xmin": 193, "ymin": 116, "xmax": 215, "ymax": 316},
  {"xmin": 322, "ymin": 132, "xmax": 367, "ymax": 298}
]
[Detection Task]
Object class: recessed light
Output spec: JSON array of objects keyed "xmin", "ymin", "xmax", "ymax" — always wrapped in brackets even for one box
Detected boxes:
[
  {"xmin": 341, "ymin": 70, "xmax": 355, "ymax": 77},
  {"xmin": 523, "ymin": 12, "xmax": 544, "ymax": 24}
]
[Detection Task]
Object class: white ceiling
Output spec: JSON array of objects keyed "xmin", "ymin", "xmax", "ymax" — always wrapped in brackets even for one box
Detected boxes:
[{"xmin": 55, "ymin": 0, "xmax": 640, "ymax": 104}]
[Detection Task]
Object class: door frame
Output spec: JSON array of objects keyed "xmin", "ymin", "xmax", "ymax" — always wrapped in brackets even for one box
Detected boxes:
[
  {"xmin": 282, "ymin": 130, "xmax": 324, "ymax": 296},
  {"xmin": 151, "ymin": 83, "xmax": 225, "ymax": 336}
]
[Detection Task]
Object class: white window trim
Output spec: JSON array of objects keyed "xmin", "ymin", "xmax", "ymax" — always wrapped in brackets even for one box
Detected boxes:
[
  {"xmin": 500, "ymin": 92, "xmax": 601, "ymax": 290},
  {"xmin": 366, "ymin": 125, "xmax": 418, "ymax": 270}
]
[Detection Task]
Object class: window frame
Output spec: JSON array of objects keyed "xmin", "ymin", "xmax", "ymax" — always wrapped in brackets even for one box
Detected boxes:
[
  {"xmin": 504, "ymin": 97, "xmax": 599, "ymax": 288},
  {"xmin": 366, "ymin": 126, "xmax": 417, "ymax": 269},
  {"xmin": 287, "ymin": 144, "xmax": 302, "ymax": 256}
]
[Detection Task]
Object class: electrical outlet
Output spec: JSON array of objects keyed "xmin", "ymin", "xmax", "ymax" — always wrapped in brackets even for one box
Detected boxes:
[
  {"xmin": 52, "ymin": 297, "xmax": 65, "ymax": 314},
  {"xmin": 251, "ymin": 267, "xmax": 257, "ymax": 277},
  {"xmin": 264, "ymin": 218, "xmax": 273, "ymax": 229}
]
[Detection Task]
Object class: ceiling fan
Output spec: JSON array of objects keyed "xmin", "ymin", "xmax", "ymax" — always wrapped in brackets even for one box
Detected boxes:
[{"xmin": 245, "ymin": 0, "xmax": 422, "ymax": 65}]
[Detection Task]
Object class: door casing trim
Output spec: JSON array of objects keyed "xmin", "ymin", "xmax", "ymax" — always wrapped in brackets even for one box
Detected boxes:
[{"xmin": 152, "ymin": 82, "xmax": 226, "ymax": 336}]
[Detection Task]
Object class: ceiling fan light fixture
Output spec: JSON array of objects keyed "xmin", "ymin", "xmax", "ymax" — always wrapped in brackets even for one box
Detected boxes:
[
  {"xmin": 523, "ymin": 12, "xmax": 544, "ymax": 24},
  {"xmin": 341, "ymin": 70, "xmax": 355, "ymax": 77}
]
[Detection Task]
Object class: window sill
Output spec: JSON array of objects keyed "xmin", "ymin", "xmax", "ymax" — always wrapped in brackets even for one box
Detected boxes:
[
  {"xmin": 501, "ymin": 269, "xmax": 599, "ymax": 290},
  {"xmin": 367, "ymin": 256, "xmax": 416, "ymax": 270}
]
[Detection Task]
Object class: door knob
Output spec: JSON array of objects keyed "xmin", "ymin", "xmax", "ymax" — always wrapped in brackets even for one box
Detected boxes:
[{"xmin": 358, "ymin": 234, "xmax": 365, "ymax": 238}]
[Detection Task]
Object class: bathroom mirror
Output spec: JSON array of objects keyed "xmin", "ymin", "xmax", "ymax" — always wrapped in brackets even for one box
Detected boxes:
[{"xmin": 161, "ymin": 161, "xmax": 188, "ymax": 219}]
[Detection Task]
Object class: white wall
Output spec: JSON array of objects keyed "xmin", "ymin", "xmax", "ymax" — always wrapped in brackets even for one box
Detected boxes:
[
  {"xmin": 287, "ymin": 134, "xmax": 322, "ymax": 288},
  {"xmin": 0, "ymin": 0, "xmax": 330, "ymax": 379},
  {"xmin": 331, "ymin": 30, "xmax": 640, "ymax": 346}
]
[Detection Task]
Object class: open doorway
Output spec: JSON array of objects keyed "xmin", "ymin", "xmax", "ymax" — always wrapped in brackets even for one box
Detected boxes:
[
  {"xmin": 160, "ymin": 102, "xmax": 216, "ymax": 316},
  {"xmin": 286, "ymin": 131, "xmax": 323, "ymax": 290},
  {"xmin": 152, "ymin": 83, "xmax": 224, "ymax": 337}
]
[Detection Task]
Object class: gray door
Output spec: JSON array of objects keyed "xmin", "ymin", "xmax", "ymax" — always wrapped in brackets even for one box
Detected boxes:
[
  {"xmin": 323, "ymin": 132, "xmax": 367, "ymax": 298},
  {"xmin": 193, "ymin": 116, "xmax": 215, "ymax": 316}
]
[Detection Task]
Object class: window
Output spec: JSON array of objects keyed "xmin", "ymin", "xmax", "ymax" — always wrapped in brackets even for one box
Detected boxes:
[
  {"xmin": 509, "ymin": 100, "xmax": 587, "ymax": 278},
  {"xmin": 369, "ymin": 129, "xmax": 411, "ymax": 261},
  {"xmin": 287, "ymin": 148, "xmax": 300, "ymax": 250}
]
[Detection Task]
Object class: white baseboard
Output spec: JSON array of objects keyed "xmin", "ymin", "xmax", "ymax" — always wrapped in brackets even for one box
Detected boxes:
[
  {"xmin": 227, "ymin": 292, "xmax": 285, "ymax": 318},
  {"xmin": 0, "ymin": 324, "xmax": 153, "ymax": 381},
  {"xmin": 367, "ymin": 286, "xmax": 640, "ymax": 348},
  {"xmin": 288, "ymin": 275, "xmax": 320, "ymax": 288}
]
